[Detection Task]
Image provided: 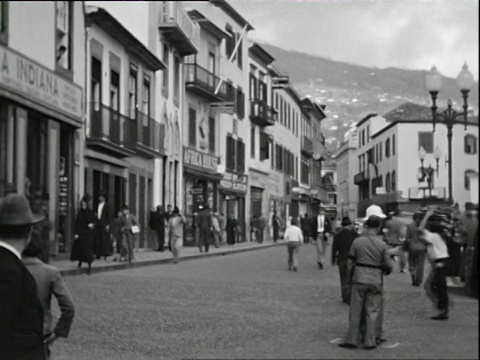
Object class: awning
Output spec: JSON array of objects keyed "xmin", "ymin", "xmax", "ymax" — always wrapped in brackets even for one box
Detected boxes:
[{"xmin": 184, "ymin": 165, "xmax": 223, "ymax": 181}]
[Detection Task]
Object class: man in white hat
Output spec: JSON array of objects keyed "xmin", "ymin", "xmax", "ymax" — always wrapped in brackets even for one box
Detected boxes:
[{"xmin": 0, "ymin": 194, "xmax": 46, "ymax": 359}]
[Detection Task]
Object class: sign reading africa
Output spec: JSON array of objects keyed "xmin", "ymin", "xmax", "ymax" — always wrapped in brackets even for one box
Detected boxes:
[
  {"xmin": 183, "ymin": 147, "xmax": 218, "ymax": 172},
  {"xmin": 0, "ymin": 45, "xmax": 83, "ymax": 120}
]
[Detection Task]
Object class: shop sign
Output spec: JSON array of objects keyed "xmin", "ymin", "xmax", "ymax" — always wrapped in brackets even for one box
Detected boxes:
[
  {"xmin": 183, "ymin": 147, "xmax": 218, "ymax": 172},
  {"xmin": 219, "ymin": 171, "xmax": 248, "ymax": 193},
  {"xmin": 0, "ymin": 45, "xmax": 83, "ymax": 120},
  {"xmin": 249, "ymin": 169, "xmax": 268, "ymax": 188}
]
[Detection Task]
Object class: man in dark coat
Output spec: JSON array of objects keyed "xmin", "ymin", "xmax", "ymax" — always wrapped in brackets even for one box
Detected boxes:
[
  {"xmin": 94, "ymin": 193, "xmax": 111, "ymax": 259},
  {"xmin": 331, "ymin": 217, "xmax": 358, "ymax": 304},
  {"xmin": 272, "ymin": 210, "xmax": 280, "ymax": 243},
  {"xmin": 150, "ymin": 205, "xmax": 166, "ymax": 251},
  {"xmin": 197, "ymin": 203, "xmax": 213, "ymax": 252},
  {"xmin": 0, "ymin": 194, "xmax": 46, "ymax": 360},
  {"xmin": 301, "ymin": 213, "xmax": 310, "ymax": 244}
]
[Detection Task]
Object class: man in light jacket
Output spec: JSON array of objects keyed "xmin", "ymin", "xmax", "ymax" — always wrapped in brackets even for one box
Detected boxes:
[{"xmin": 284, "ymin": 217, "xmax": 303, "ymax": 272}]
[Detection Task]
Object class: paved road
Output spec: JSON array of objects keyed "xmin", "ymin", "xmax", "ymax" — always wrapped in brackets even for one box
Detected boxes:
[{"xmin": 51, "ymin": 242, "xmax": 478, "ymax": 359}]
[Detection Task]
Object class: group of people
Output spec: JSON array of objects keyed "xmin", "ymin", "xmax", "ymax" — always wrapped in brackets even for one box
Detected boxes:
[{"xmin": 1, "ymin": 193, "xmax": 75, "ymax": 359}]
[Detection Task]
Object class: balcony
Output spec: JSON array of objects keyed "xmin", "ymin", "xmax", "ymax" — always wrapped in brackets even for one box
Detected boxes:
[
  {"xmin": 408, "ymin": 187, "xmax": 446, "ymax": 201},
  {"xmin": 86, "ymin": 103, "xmax": 135, "ymax": 158},
  {"xmin": 250, "ymin": 100, "xmax": 276, "ymax": 127},
  {"xmin": 354, "ymin": 171, "xmax": 369, "ymax": 185},
  {"xmin": 157, "ymin": 2, "xmax": 199, "ymax": 56},
  {"xmin": 301, "ymin": 135, "xmax": 314, "ymax": 156},
  {"xmin": 184, "ymin": 63, "xmax": 229, "ymax": 102},
  {"xmin": 128, "ymin": 110, "xmax": 165, "ymax": 158}
]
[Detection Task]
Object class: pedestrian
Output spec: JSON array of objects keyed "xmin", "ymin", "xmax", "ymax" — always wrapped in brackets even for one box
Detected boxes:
[
  {"xmin": 120, "ymin": 205, "xmax": 139, "ymax": 263},
  {"xmin": 212, "ymin": 212, "xmax": 221, "ymax": 248},
  {"xmin": 217, "ymin": 211, "xmax": 226, "ymax": 245},
  {"xmin": 0, "ymin": 193, "xmax": 46, "ymax": 360},
  {"xmin": 339, "ymin": 205, "xmax": 393, "ymax": 350},
  {"xmin": 29, "ymin": 191, "xmax": 52, "ymax": 264},
  {"xmin": 384, "ymin": 211, "xmax": 408, "ymax": 272},
  {"xmin": 257, "ymin": 214, "xmax": 266, "ymax": 243},
  {"xmin": 71, "ymin": 195, "xmax": 95, "ymax": 274},
  {"xmin": 165, "ymin": 204, "xmax": 173, "ymax": 251},
  {"xmin": 94, "ymin": 193, "xmax": 112, "ymax": 260},
  {"xmin": 197, "ymin": 203, "xmax": 213, "ymax": 252},
  {"xmin": 313, "ymin": 208, "xmax": 327, "ymax": 269},
  {"xmin": 226, "ymin": 214, "xmax": 238, "ymax": 245},
  {"xmin": 301, "ymin": 213, "xmax": 310, "ymax": 244},
  {"xmin": 284, "ymin": 217, "xmax": 303, "ymax": 271},
  {"xmin": 167, "ymin": 206, "xmax": 185, "ymax": 263},
  {"xmin": 272, "ymin": 210, "xmax": 280, "ymax": 243},
  {"xmin": 22, "ymin": 236, "xmax": 75, "ymax": 359},
  {"xmin": 331, "ymin": 217, "xmax": 358, "ymax": 304},
  {"xmin": 419, "ymin": 208, "xmax": 450, "ymax": 320},
  {"xmin": 149, "ymin": 205, "xmax": 166, "ymax": 252},
  {"xmin": 405, "ymin": 212, "xmax": 427, "ymax": 286},
  {"xmin": 110, "ymin": 211, "xmax": 124, "ymax": 262}
]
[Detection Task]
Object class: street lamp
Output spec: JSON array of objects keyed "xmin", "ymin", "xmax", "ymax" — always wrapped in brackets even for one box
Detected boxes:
[
  {"xmin": 417, "ymin": 146, "xmax": 442, "ymax": 198},
  {"xmin": 425, "ymin": 62, "xmax": 475, "ymax": 204}
]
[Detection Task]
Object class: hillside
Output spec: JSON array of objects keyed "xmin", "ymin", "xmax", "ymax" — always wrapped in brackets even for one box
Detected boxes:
[{"xmin": 261, "ymin": 43, "xmax": 479, "ymax": 150}]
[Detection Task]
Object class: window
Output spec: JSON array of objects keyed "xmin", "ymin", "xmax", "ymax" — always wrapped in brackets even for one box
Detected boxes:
[
  {"xmin": 385, "ymin": 138, "xmax": 390, "ymax": 158},
  {"xmin": 235, "ymin": 88, "xmax": 245, "ymax": 119},
  {"xmin": 379, "ymin": 142, "xmax": 382, "ymax": 162},
  {"xmin": 0, "ymin": 102, "xmax": 16, "ymax": 191},
  {"xmin": 386, "ymin": 172, "xmax": 391, "ymax": 192},
  {"xmin": 236, "ymin": 140, "xmax": 245, "ymax": 173},
  {"xmin": 142, "ymin": 76, "xmax": 150, "ymax": 116},
  {"xmin": 56, "ymin": 1, "xmax": 73, "ymax": 72},
  {"xmin": 173, "ymin": 57, "xmax": 180, "ymax": 104},
  {"xmin": 226, "ymin": 135, "xmax": 235, "ymax": 171},
  {"xmin": 276, "ymin": 144, "xmax": 282, "ymax": 171},
  {"xmin": 225, "ymin": 26, "xmax": 235, "ymax": 60},
  {"xmin": 162, "ymin": 44, "xmax": 169, "ymax": 97},
  {"xmin": 128, "ymin": 66, "xmax": 137, "ymax": 119},
  {"xmin": 418, "ymin": 132, "xmax": 434, "ymax": 153},
  {"xmin": 208, "ymin": 116, "xmax": 215, "ymax": 154},
  {"xmin": 0, "ymin": 1, "xmax": 8, "ymax": 44},
  {"xmin": 271, "ymin": 141, "xmax": 275, "ymax": 168},
  {"xmin": 366, "ymin": 125, "xmax": 370, "ymax": 143},
  {"xmin": 465, "ymin": 134, "xmax": 477, "ymax": 154},
  {"xmin": 110, "ymin": 70, "xmax": 119, "ymax": 112},
  {"xmin": 391, "ymin": 170, "xmax": 396, "ymax": 191},
  {"xmin": 236, "ymin": 33, "xmax": 243, "ymax": 68},
  {"xmin": 249, "ymin": 74, "xmax": 257, "ymax": 101},
  {"xmin": 465, "ymin": 170, "xmax": 476, "ymax": 190},
  {"xmin": 260, "ymin": 132, "xmax": 269, "ymax": 161},
  {"xmin": 392, "ymin": 134, "xmax": 395, "ymax": 156},
  {"xmin": 208, "ymin": 52, "xmax": 215, "ymax": 75},
  {"xmin": 188, "ymin": 108, "xmax": 196, "ymax": 147},
  {"xmin": 90, "ymin": 57, "xmax": 102, "ymax": 109},
  {"xmin": 250, "ymin": 126, "xmax": 255, "ymax": 158}
]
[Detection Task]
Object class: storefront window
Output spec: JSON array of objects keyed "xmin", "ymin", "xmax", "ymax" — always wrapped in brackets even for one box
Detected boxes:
[
  {"xmin": 26, "ymin": 114, "xmax": 48, "ymax": 196},
  {"xmin": 0, "ymin": 102, "xmax": 15, "ymax": 193}
]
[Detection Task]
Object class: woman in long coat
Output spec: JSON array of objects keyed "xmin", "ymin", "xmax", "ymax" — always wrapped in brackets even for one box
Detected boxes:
[{"xmin": 71, "ymin": 196, "xmax": 95, "ymax": 273}]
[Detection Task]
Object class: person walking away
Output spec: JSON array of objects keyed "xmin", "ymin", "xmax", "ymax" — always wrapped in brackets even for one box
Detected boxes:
[
  {"xmin": 339, "ymin": 206, "xmax": 393, "ymax": 350},
  {"xmin": 94, "ymin": 193, "xmax": 112, "ymax": 260},
  {"xmin": 272, "ymin": 210, "xmax": 280, "ymax": 243},
  {"xmin": 419, "ymin": 209, "xmax": 451, "ymax": 320},
  {"xmin": 284, "ymin": 217, "xmax": 303, "ymax": 271},
  {"xmin": 314, "ymin": 209, "xmax": 327, "ymax": 269},
  {"xmin": 0, "ymin": 194, "xmax": 46, "ymax": 360},
  {"xmin": 384, "ymin": 211, "xmax": 408, "ymax": 272},
  {"xmin": 120, "ymin": 205, "xmax": 139, "ymax": 263},
  {"xmin": 332, "ymin": 217, "xmax": 358, "ymax": 304},
  {"xmin": 212, "ymin": 212, "xmax": 221, "ymax": 248},
  {"xmin": 168, "ymin": 206, "xmax": 185, "ymax": 263},
  {"xmin": 217, "ymin": 211, "xmax": 226, "ymax": 245},
  {"xmin": 71, "ymin": 195, "xmax": 95, "ymax": 274},
  {"xmin": 110, "ymin": 211, "xmax": 124, "ymax": 261},
  {"xmin": 226, "ymin": 215, "xmax": 237, "ymax": 245},
  {"xmin": 22, "ymin": 236, "xmax": 75, "ymax": 359},
  {"xmin": 149, "ymin": 205, "xmax": 166, "ymax": 252},
  {"xmin": 405, "ymin": 212, "xmax": 427, "ymax": 286},
  {"xmin": 197, "ymin": 203, "xmax": 213, "ymax": 252},
  {"xmin": 165, "ymin": 204, "xmax": 173, "ymax": 251},
  {"xmin": 257, "ymin": 215, "xmax": 266, "ymax": 243},
  {"xmin": 301, "ymin": 213, "xmax": 310, "ymax": 244}
]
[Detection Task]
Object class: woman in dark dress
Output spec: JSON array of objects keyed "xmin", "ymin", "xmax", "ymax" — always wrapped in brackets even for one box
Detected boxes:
[
  {"xmin": 71, "ymin": 195, "xmax": 95, "ymax": 274},
  {"xmin": 226, "ymin": 216, "xmax": 238, "ymax": 245}
]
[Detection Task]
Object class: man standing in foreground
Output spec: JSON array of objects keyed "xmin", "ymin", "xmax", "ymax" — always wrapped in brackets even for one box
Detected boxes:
[
  {"xmin": 332, "ymin": 217, "xmax": 358, "ymax": 304},
  {"xmin": 284, "ymin": 217, "xmax": 303, "ymax": 271},
  {"xmin": 0, "ymin": 194, "xmax": 46, "ymax": 359},
  {"xmin": 339, "ymin": 205, "xmax": 394, "ymax": 350}
]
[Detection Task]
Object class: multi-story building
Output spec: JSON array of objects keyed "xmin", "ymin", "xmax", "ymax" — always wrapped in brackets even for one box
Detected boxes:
[
  {"xmin": 353, "ymin": 102, "xmax": 479, "ymax": 216},
  {"xmin": 185, "ymin": 0, "xmax": 253, "ymax": 243},
  {"xmin": 0, "ymin": 1, "xmax": 85, "ymax": 256},
  {"xmin": 83, "ymin": 6, "xmax": 166, "ymax": 249}
]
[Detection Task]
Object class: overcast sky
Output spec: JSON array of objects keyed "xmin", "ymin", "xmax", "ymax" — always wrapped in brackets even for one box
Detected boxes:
[{"xmin": 89, "ymin": 0, "xmax": 479, "ymax": 80}]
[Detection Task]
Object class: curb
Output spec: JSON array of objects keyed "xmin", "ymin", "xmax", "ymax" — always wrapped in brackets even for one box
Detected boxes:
[{"xmin": 60, "ymin": 242, "xmax": 283, "ymax": 277}]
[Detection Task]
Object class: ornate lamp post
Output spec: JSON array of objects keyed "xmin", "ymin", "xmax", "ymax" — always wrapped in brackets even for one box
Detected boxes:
[
  {"xmin": 425, "ymin": 63, "xmax": 475, "ymax": 204},
  {"xmin": 417, "ymin": 146, "xmax": 442, "ymax": 198}
]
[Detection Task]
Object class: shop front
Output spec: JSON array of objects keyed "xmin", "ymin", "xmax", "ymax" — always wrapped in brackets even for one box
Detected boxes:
[
  {"xmin": 0, "ymin": 44, "xmax": 83, "ymax": 257},
  {"xmin": 218, "ymin": 171, "xmax": 248, "ymax": 243},
  {"xmin": 183, "ymin": 147, "xmax": 221, "ymax": 247},
  {"xmin": 268, "ymin": 172, "xmax": 285, "ymax": 237},
  {"xmin": 249, "ymin": 169, "xmax": 271, "ymax": 241}
]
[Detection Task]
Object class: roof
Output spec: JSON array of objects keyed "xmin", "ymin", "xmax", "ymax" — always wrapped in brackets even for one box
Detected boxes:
[
  {"xmin": 301, "ymin": 98, "xmax": 327, "ymax": 120},
  {"xmin": 188, "ymin": 9, "xmax": 230, "ymax": 40},
  {"xmin": 249, "ymin": 43, "xmax": 275, "ymax": 66},
  {"xmin": 85, "ymin": 6, "xmax": 165, "ymax": 71},
  {"xmin": 383, "ymin": 102, "xmax": 432, "ymax": 122},
  {"xmin": 355, "ymin": 113, "xmax": 378, "ymax": 128},
  {"xmin": 210, "ymin": 0, "xmax": 254, "ymax": 31}
]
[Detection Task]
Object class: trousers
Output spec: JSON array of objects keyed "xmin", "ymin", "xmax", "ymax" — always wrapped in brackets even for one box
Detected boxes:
[
  {"xmin": 287, "ymin": 241, "xmax": 300, "ymax": 269},
  {"xmin": 315, "ymin": 233, "xmax": 326, "ymax": 264},
  {"xmin": 199, "ymin": 228, "xmax": 211, "ymax": 252},
  {"xmin": 409, "ymin": 251, "xmax": 426, "ymax": 285},
  {"xmin": 338, "ymin": 260, "xmax": 351, "ymax": 303},
  {"xmin": 425, "ymin": 263, "xmax": 449, "ymax": 312}
]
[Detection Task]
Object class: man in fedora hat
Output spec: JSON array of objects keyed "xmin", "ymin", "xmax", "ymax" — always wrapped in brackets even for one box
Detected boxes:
[
  {"xmin": 0, "ymin": 194, "xmax": 46, "ymax": 360},
  {"xmin": 332, "ymin": 216, "xmax": 358, "ymax": 304}
]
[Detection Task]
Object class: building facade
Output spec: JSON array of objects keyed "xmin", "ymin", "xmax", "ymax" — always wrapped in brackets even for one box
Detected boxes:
[{"xmin": 0, "ymin": 1, "xmax": 85, "ymax": 256}]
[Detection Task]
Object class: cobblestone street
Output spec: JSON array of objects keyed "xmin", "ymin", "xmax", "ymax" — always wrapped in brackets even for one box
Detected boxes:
[{"xmin": 51, "ymin": 243, "xmax": 478, "ymax": 359}]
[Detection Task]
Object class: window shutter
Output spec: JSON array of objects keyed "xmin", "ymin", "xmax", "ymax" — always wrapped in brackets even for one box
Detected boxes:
[
  {"xmin": 226, "ymin": 136, "xmax": 235, "ymax": 171},
  {"xmin": 237, "ymin": 140, "xmax": 245, "ymax": 173},
  {"xmin": 208, "ymin": 116, "xmax": 215, "ymax": 153},
  {"xmin": 188, "ymin": 108, "xmax": 196, "ymax": 147}
]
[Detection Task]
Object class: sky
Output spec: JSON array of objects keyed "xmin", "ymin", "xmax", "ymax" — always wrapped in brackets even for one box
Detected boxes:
[{"xmin": 88, "ymin": 0, "xmax": 479, "ymax": 80}]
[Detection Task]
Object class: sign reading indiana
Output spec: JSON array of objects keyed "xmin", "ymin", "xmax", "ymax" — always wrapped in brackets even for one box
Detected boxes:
[
  {"xmin": 183, "ymin": 147, "xmax": 218, "ymax": 172},
  {"xmin": 0, "ymin": 45, "xmax": 83, "ymax": 120}
]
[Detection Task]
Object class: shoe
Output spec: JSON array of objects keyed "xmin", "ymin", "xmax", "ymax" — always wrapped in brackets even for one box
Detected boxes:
[
  {"xmin": 364, "ymin": 345, "xmax": 377, "ymax": 350},
  {"xmin": 338, "ymin": 343, "xmax": 357, "ymax": 349},
  {"xmin": 293, "ymin": 267, "xmax": 297, "ymax": 272},
  {"xmin": 376, "ymin": 338, "xmax": 386, "ymax": 345},
  {"xmin": 317, "ymin": 262, "xmax": 324, "ymax": 270},
  {"xmin": 431, "ymin": 313, "xmax": 449, "ymax": 320},
  {"xmin": 288, "ymin": 266, "xmax": 292, "ymax": 271}
]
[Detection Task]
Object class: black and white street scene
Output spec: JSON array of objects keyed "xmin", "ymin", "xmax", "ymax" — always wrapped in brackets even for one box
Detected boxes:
[{"xmin": 0, "ymin": 1, "xmax": 478, "ymax": 359}]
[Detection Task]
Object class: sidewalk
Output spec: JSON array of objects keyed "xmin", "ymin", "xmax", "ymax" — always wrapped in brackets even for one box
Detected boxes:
[{"xmin": 53, "ymin": 239, "xmax": 283, "ymax": 276}]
